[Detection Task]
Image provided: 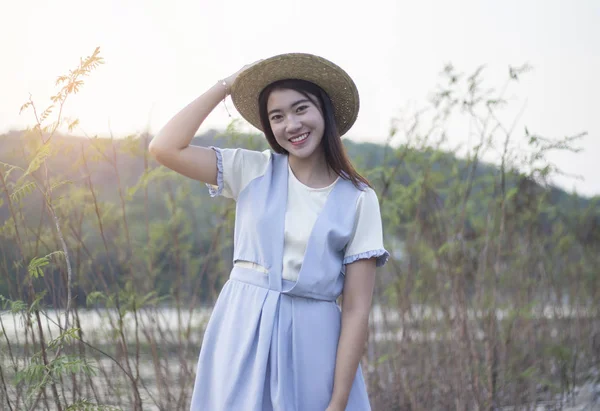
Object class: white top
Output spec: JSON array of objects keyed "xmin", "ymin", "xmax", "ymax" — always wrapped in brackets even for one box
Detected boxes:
[{"xmin": 210, "ymin": 148, "xmax": 386, "ymax": 281}]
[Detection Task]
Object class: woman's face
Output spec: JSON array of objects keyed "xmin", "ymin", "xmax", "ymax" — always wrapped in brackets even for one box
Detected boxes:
[{"xmin": 266, "ymin": 88, "xmax": 325, "ymax": 160}]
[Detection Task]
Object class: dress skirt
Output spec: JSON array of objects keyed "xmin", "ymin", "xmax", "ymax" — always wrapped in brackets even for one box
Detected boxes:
[{"xmin": 190, "ymin": 266, "xmax": 372, "ymax": 410}]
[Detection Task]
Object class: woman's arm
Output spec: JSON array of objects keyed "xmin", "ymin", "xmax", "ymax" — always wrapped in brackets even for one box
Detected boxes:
[
  {"xmin": 327, "ymin": 258, "xmax": 377, "ymax": 411},
  {"xmin": 148, "ymin": 63, "xmax": 258, "ymax": 184},
  {"xmin": 149, "ymin": 82, "xmax": 225, "ymax": 184}
]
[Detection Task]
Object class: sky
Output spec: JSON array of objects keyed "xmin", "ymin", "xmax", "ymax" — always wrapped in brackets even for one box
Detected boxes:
[{"xmin": 1, "ymin": 0, "xmax": 599, "ymax": 196}]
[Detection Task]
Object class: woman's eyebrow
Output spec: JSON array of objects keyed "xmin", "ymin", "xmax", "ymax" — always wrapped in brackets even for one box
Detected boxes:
[{"xmin": 268, "ymin": 99, "xmax": 311, "ymax": 116}]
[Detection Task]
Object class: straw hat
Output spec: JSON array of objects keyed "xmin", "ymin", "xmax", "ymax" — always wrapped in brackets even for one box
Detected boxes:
[{"xmin": 230, "ymin": 53, "xmax": 359, "ymax": 136}]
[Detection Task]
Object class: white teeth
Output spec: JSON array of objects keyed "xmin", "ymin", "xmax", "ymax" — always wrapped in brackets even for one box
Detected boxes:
[{"xmin": 290, "ymin": 133, "xmax": 309, "ymax": 143}]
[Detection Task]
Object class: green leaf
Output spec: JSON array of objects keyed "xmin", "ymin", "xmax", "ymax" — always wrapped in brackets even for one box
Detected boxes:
[
  {"xmin": 50, "ymin": 179, "xmax": 74, "ymax": 191},
  {"xmin": 27, "ymin": 251, "xmax": 65, "ymax": 279},
  {"xmin": 39, "ymin": 105, "xmax": 54, "ymax": 123},
  {"xmin": 28, "ymin": 256, "xmax": 49, "ymax": 278},
  {"xmin": 47, "ymin": 327, "xmax": 81, "ymax": 350},
  {"xmin": 19, "ymin": 142, "xmax": 52, "ymax": 179},
  {"xmin": 28, "ymin": 290, "xmax": 47, "ymax": 313},
  {"xmin": 0, "ymin": 295, "xmax": 27, "ymax": 313},
  {"xmin": 19, "ymin": 102, "xmax": 32, "ymax": 114},
  {"xmin": 86, "ymin": 291, "xmax": 107, "ymax": 306},
  {"xmin": 68, "ymin": 118, "xmax": 80, "ymax": 132},
  {"xmin": 506, "ymin": 186, "xmax": 519, "ymax": 200},
  {"xmin": 9, "ymin": 181, "xmax": 36, "ymax": 203},
  {"xmin": 0, "ymin": 161, "xmax": 25, "ymax": 180}
]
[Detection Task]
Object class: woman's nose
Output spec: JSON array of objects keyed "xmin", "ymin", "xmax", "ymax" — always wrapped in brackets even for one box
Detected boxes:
[{"xmin": 285, "ymin": 116, "xmax": 302, "ymax": 133}]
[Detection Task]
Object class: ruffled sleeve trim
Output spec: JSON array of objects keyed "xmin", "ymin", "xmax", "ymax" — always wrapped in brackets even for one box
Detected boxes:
[
  {"xmin": 206, "ymin": 146, "xmax": 224, "ymax": 198},
  {"xmin": 343, "ymin": 248, "xmax": 390, "ymax": 268}
]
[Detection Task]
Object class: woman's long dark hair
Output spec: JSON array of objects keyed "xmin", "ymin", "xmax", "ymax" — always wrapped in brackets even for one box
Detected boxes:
[{"xmin": 258, "ymin": 79, "xmax": 371, "ymax": 190}]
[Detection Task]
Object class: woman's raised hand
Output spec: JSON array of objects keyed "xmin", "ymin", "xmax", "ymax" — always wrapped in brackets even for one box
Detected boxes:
[{"xmin": 223, "ymin": 59, "xmax": 263, "ymax": 93}]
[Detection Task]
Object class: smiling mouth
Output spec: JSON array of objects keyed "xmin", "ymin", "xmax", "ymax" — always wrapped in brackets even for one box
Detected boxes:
[{"xmin": 289, "ymin": 132, "xmax": 309, "ymax": 144}]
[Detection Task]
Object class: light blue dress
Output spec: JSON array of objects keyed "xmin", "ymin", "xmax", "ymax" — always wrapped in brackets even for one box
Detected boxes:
[{"xmin": 190, "ymin": 151, "xmax": 389, "ymax": 410}]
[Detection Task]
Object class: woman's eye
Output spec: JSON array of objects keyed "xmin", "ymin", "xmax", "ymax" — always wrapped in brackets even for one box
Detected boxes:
[
  {"xmin": 296, "ymin": 105, "xmax": 308, "ymax": 112},
  {"xmin": 270, "ymin": 114, "xmax": 282, "ymax": 121}
]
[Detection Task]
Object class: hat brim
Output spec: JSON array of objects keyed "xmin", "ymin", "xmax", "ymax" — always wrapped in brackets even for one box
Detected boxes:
[{"xmin": 230, "ymin": 53, "xmax": 359, "ymax": 136}]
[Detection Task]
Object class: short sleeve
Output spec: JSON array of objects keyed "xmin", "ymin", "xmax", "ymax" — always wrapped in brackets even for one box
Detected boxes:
[
  {"xmin": 343, "ymin": 188, "xmax": 389, "ymax": 268},
  {"xmin": 206, "ymin": 147, "xmax": 271, "ymax": 200}
]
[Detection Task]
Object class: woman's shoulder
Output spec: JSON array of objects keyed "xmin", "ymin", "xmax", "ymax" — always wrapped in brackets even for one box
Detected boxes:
[
  {"xmin": 219, "ymin": 147, "xmax": 273, "ymax": 174},
  {"xmin": 344, "ymin": 179, "xmax": 378, "ymax": 198},
  {"xmin": 211, "ymin": 147, "xmax": 273, "ymax": 199},
  {"xmin": 355, "ymin": 185, "xmax": 380, "ymax": 209}
]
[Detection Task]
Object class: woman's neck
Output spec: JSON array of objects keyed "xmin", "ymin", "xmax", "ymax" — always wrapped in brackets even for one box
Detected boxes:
[{"xmin": 288, "ymin": 150, "xmax": 336, "ymax": 189}]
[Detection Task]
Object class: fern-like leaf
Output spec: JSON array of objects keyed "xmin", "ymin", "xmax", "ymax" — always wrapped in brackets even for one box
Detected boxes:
[
  {"xmin": 50, "ymin": 179, "xmax": 74, "ymax": 191},
  {"xmin": 39, "ymin": 105, "xmax": 54, "ymax": 123},
  {"xmin": 68, "ymin": 118, "xmax": 80, "ymax": 132},
  {"xmin": 27, "ymin": 251, "xmax": 65, "ymax": 279},
  {"xmin": 86, "ymin": 291, "xmax": 107, "ymax": 306},
  {"xmin": 47, "ymin": 327, "xmax": 81, "ymax": 350},
  {"xmin": 23, "ymin": 142, "xmax": 52, "ymax": 177},
  {"xmin": 10, "ymin": 181, "xmax": 36, "ymax": 203},
  {"xmin": 55, "ymin": 75, "xmax": 69, "ymax": 86},
  {"xmin": 19, "ymin": 102, "xmax": 31, "ymax": 114},
  {"xmin": 0, "ymin": 162, "xmax": 25, "ymax": 180},
  {"xmin": 0, "ymin": 295, "xmax": 27, "ymax": 313}
]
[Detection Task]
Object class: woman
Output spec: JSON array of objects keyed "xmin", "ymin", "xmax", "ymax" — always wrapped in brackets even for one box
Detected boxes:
[{"xmin": 149, "ymin": 53, "xmax": 389, "ymax": 411}]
